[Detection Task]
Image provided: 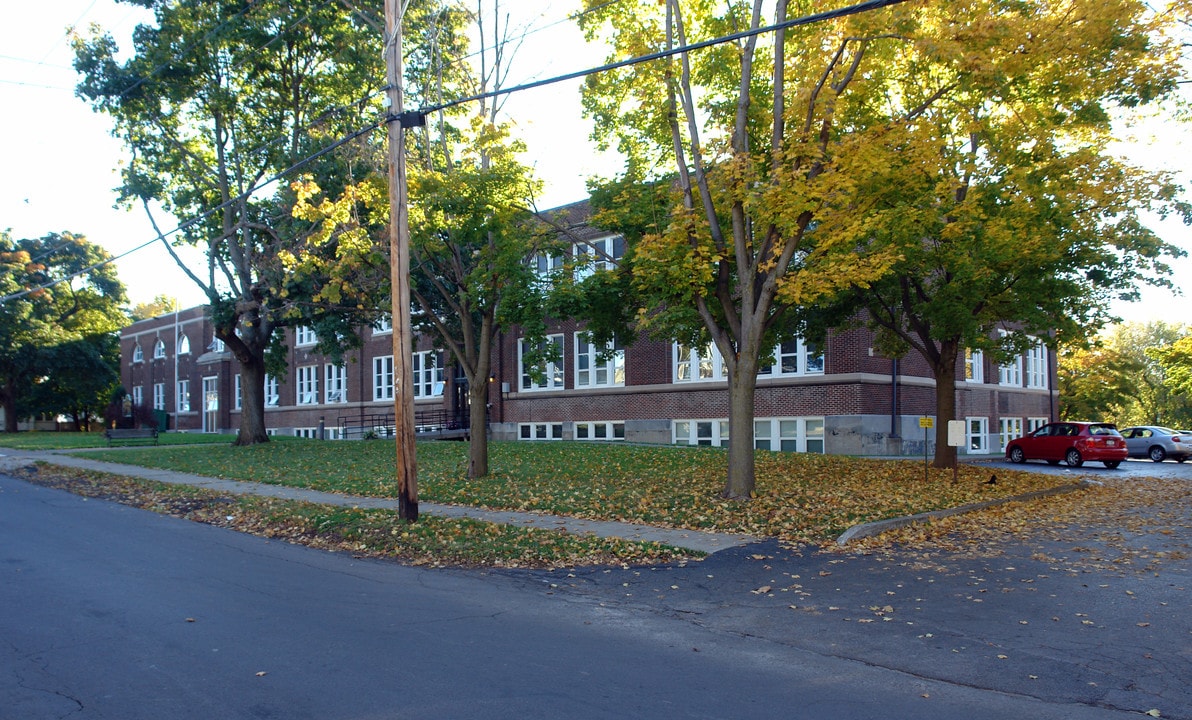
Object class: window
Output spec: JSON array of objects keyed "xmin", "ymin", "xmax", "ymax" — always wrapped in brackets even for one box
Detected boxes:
[
  {"xmin": 372, "ymin": 315, "xmax": 392, "ymax": 334},
  {"xmin": 153, "ymin": 339, "xmax": 166, "ymax": 360},
  {"xmin": 153, "ymin": 383, "xmax": 165, "ymax": 410},
  {"xmin": 265, "ymin": 375, "xmax": 279, "ymax": 407},
  {"xmin": 1027, "ymin": 417, "xmax": 1048, "ymax": 433},
  {"xmin": 210, "ymin": 337, "xmax": 226, "ymax": 352},
  {"xmin": 295, "ymin": 326, "xmax": 317, "ymax": 347},
  {"xmin": 576, "ymin": 334, "xmax": 625, "ymax": 388},
  {"xmin": 413, "ymin": 351, "xmax": 444, "ymax": 397},
  {"xmin": 999, "ymin": 417, "xmax": 1023, "ymax": 451},
  {"xmin": 373, "ymin": 356, "xmax": 394, "ymax": 401},
  {"xmin": 759, "ymin": 339, "xmax": 824, "ymax": 377},
  {"xmin": 234, "ymin": 375, "xmax": 242, "ymax": 410},
  {"xmin": 531, "ymin": 252, "xmax": 563, "ymax": 280},
  {"xmin": 575, "ymin": 234, "xmax": 625, "ymax": 280},
  {"xmin": 1025, "ymin": 341, "xmax": 1048, "ymax": 389},
  {"xmin": 296, "ymin": 365, "xmax": 319, "ymax": 405},
  {"xmin": 177, "ymin": 334, "xmax": 190, "ymax": 355},
  {"xmin": 177, "ymin": 380, "xmax": 190, "ymax": 412},
  {"xmin": 519, "ymin": 335, "xmax": 564, "ymax": 391},
  {"xmin": 519, "ymin": 423, "xmax": 563, "ymax": 440},
  {"xmin": 998, "ymin": 330, "xmax": 1022, "ymax": 386},
  {"xmin": 325, "ymin": 364, "xmax": 347, "ymax": 404},
  {"xmin": 132, "ymin": 386, "xmax": 143, "ymax": 407},
  {"xmin": 753, "ymin": 417, "xmax": 826, "ymax": 453},
  {"xmin": 132, "ymin": 344, "xmax": 143, "ymax": 363},
  {"xmin": 964, "ymin": 348, "xmax": 984, "ymax": 383},
  {"xmin": 673, "ymin": 419, "xmax": 730, "ymax": 447},
  {"xmin": 966, "ymin": 417, "xmax": 990, "ymax": 453},
  {"xmin": 575, "ymin": 421, "xmax": 625, "ymax": 441},
  {"xmin": 674, "ymin": 343, "xmax": 727, "ymax": 383},
  {"xmin": 294, "ymin": 427, "xmax": 344, "ymax": 440}
]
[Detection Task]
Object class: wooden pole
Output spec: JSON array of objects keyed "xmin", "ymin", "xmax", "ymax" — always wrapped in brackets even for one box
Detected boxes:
[{"xmin": 384, "ymin": 0, "xmax": 418, "ymax": 521}]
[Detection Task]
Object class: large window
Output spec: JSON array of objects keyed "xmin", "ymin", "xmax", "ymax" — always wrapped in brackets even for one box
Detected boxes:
[
  {"xmin": 132, "ymin": 344, "xmax": 143, "ymax": 363},
  {"xmin": 754, "ymin": 417, "xmax": 826, "ymax": 454},
  {"xmin": 413, "ymin": 351, "xmax": 444, "ymax": 397},
  {"xmin": 177, "ymin": 334, "xmax": 190, "ymax": 355},
  {"xmin": 575, "ymin": 234, "xmax": 625, "ymax": 280},
  {"xmin": 297, "ymin": 365, "xmax": 319, "ymax": 405},
  {"xmin": 519, "ymin": 335, "xmax": 564, "ymax": 391},
  {"xmin": 234, "ymin": 375, "xmax": 242, "ymax": 410},
  {"xmin": 295, "ymin": 326, "xmax": 317, "ymax": 347},
  {"xmin": 1027, "ymin": 416, "xmax": 1048, "ymax": 433},
  {"xmin": 964, "ymin": 348, "xmax": 984, "ymax": 383},
  {"xmin": 998, "ymin": 330, "xmax": 1022, "ymax": 386},
  {"xmin": 674, "ymin": 343, "xmax": 727, "ymax": 383},
  {"xmin": 530, "ymin": 252, "xmax": 563, "ymax": 281},
  {"xmin": 519, "ymin": 423, "xmax": 563, "ymax": 441},
  {"xmin": 265, "ymin": 375, "xmax": 279, "ymax": 407},
  {"xmin": 177, "ymin": 380, "xmax": 190, "ymax": 412},
  {"xmin": 153, "ymin": 339, "xmax": 166, "ymax": 360},
  {"xmin": 673, "ymin": 419, "xmax": 730, "ymax": 447},
  {"xmin": 759, "ymin": 339, "xmax": 824, "ymax": 377},
  {"xmin": 1025, "ymin": 341, "xmax": 1048, "ymax": 389},
  {"xmin": 576, "ymin": 334, "xmax": 624, "ymax": 388},
  {"xmin": 325, "ymin": 363, "xmax": 347, "ymax": 404},
  {"xmin": 999, "ymin": 417, "xmax": 1023, "ymax": 451},
  {"xmin": 372, "ymin": 315, "xmax": 392, "ymax": 334},
  {"xmin": 967, "ymin": 417, "xmax": 990, "ymax": 453},
  {"xmin": 132, "ymin": 386, "xmax": 143, "ymax": 407},
  {"xmin": 575, "ymin": 421, "xmax": 625, "ymax": 441},
  {"xmin": 373, "ymin": 355, "xmax": 394, "ymax": 401},
  {"xmin": 153, "ymin": 382, "xmax": 165, "ymax": 410}
]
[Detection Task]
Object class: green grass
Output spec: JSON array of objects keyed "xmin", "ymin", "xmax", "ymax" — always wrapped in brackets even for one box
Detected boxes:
[
  {"xmin": 68, "ymin": 438, "xmax": 1064, "ymax": 544},
  {"xmin": 0, "ymin": 430, "xmax": 238, "ymax": 450}
]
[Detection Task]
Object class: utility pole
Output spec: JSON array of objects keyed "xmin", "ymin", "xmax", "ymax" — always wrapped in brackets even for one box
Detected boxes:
[{"xmin": 384, "ymin": 0, "xmax": 421, "ymax": 521}]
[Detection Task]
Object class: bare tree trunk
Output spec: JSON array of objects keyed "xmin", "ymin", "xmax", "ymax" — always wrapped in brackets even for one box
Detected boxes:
[
  {"xmin": 2, "ymin": 381, "xmax": 17, "ymax": 433},
  {"xmin": 723, "ymin": 360, "xmax": 759, "ymax": 499},
  {"xmin": 467, "ymin": 377, "xmax": 489, "ymax": 479},
  {"xmin": 931, "ymin": 344, "xmax": 959, "ymax": 469},
  {"xmin": 234, "ymin": 352, "xmax": 269, "ymax": 446}
]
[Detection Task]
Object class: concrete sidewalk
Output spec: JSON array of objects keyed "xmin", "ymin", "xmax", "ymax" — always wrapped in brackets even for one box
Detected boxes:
[{"xmin": 0, "ymin": 449, "xmax": 759, "ymax": 555}]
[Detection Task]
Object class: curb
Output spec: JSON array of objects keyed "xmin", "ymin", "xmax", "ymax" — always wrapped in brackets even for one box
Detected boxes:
[{"xmin": 835, "ymin": 480, "xmax": 1093, "ymax": 545}]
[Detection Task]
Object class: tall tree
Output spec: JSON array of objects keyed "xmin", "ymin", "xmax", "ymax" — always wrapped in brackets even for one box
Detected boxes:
[
  {"xmin": 73, "ymin": 0, "xmax": 412, "ymax": 444},
  {"xmin": 25, "ymin": 335, "xmax": 121, "ymax": 431},
  {"xmin": 0, "ymin": 231, "xmax": 127, "ymax": 432}
]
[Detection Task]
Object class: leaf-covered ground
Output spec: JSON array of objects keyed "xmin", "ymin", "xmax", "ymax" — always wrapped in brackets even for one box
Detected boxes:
[
  {"xmin": 12, "ymin": 465, "xmax": 691, "ymax": 569},
  {"xmin": 72, "ymin": 440, "xmax": 1063, "ymax": 544}
]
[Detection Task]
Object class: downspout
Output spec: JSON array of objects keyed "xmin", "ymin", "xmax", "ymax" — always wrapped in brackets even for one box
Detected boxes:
[{"xmin": 890, "ymin": 358, "xmax": 899, "ymax": 438}]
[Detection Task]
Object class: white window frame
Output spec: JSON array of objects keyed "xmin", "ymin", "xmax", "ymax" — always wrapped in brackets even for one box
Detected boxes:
[
  {"xmin": 574, "ymin": 234, "xmax": 624, "ymax": 280},
  {"xmin": 760, "ymin": 339, "xmax": 824, "ymax": 377},
  {"xmin": 574, "ymin": 421, "xmax": 625, "ymax": 441},
  {"xmin": 519, "ymin": 422, "xmax": 564, "ymax": 440},
  {"xmin": 325, "ymin": 363, "xmax": 348, "ymax": 404},
  {"xmin": 296, "ymin": 365, "xmax": 319, "ymax": 405},
  {"xmin": 998, "ymin": 330, "xmax": 1023, "ymax": 386},
  {"xmin": 575, "ymin": 334, "xmax": 625, "ymax": 388},
  {"xmin": 372, "ymin": 314, "xmax": 393, "ymax": 334},
  {"xmin": 999, "ymin": 417, "xmax": 1023, "ymax": 451},
  {"xmin": 967, "ymin": 416, "xmax": 990, "ymax": 453},
  {"xmin": 295, "ymin": 326, "xmax": 317, "ymax": 347},
  {"xmin": 132, "ymin": 344, "xmax": 143, "ymax": 363},
  {"xmin": 177, "ymin": 334, "xmax": 190, "ymax": 355},
  {"xmin": 132, "ymin": 386, "xmax": 143, "ymax": 407},
  {"xmin": 177, "ymin": 380, "xmax": 190, "ymax": 412},
  {"xmin": 531, "ymin": 252, "xmax": 564, "ymax": 281},
  {"xmin": 1024, "ymin": 341, "xmax": 1048, "ymax": 389},
  {"xmin": 210, "ymin": 337, "xmax": 226, "ymax": 353},
  {"xmin": 753, "ymin": 417, "xmax": 826, "ymax": 453},
  {"xmin": 673, "ymin": 343, "xmax": 727, "ymax": 383},
  {"xmin": 1027, "ymin": 417, "xmax": 1048, "ymax": 433},
  {"xmin": 234, "ymin": 375, "xmax": 242, "ymax": 410},
  {"xmin": 152, "ymin": 382, "xmax": 165, "ymax": 410},
  {"xmin": 519, "ymin": 335, "xmax": 564, "ymax": 391},
  {"xmin": 373, "ymin": 355, "xmax": 394, "ymax": 401},
  {"xmin": 153, "ymin": 338, "xmax": 166, "ymax": 360},
  {"xmin": 413, "ymin": 351, "xmax": 444, "ymax": 397},
  {"xmin": 964, "ymin": 348, "xmax": 984, "ymax": 383},
  {"xmin": 265, "ymin": 375, "xmax": 279, "ymax": 407},
  {"xmin": 673, "ymin": 419, "xmax": 731, "ymax": 447}
]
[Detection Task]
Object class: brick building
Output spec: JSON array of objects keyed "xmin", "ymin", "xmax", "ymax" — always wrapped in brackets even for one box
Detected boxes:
[{"xmin": 117, "ymin": 206, "xmax": 1058, "ymax": 456}]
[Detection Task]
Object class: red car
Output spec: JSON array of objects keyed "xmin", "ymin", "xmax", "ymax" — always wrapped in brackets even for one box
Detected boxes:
[{"xmin": 1005, "ymin": 422, "xmax": 1128, "ymax": 469}]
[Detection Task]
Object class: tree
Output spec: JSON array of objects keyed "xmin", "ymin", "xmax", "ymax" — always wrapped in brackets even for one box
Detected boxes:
[
  {"xmin": 1150, "ymin": 334, "xmax": 1192, "ymax": 421},
  {"xmin": 0, "ymin": 231, "xmax": 127, "ymax": 432},
  {"xmin": 129, "ymin": 294, "xmax": 179, "ymax": 321},
  {"xmin": 25, "ymin": 335, "xmax": 121, "ymax": 431},
  {"xmin": 1058, "ymin": 343, "xmax": 1145, "ymax": 423},
  {"xmin": 73, "ymin": 0, "xmax": 405, "ymax": 445}
]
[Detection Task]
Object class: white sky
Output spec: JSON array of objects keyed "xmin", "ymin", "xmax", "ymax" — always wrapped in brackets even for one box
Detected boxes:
[{"xmin": 1, "ymin": 0, "xmax": 1188, "ymax": 323}]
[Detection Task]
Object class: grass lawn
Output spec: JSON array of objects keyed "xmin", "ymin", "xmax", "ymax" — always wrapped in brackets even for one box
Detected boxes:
[
  {"xmin": 68, "ymin": 439, "xmax": 1063, "ymax": 545},
  {"xmin": 0, "ymin": 431, "xmax": 241, "ymax": 450}
]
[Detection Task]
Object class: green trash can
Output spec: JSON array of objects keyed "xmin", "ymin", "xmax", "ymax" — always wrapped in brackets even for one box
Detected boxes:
[{"xmin": 152, "ymin": 409, "xmax": 169, "ymax": 432}]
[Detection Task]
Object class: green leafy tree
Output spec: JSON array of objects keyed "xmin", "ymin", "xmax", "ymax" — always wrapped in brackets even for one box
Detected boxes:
[
  {"xmin": 129, "ymin": 294, "xmax": 179, "ymax": 321},
  {"xmin": 25, "ymin": 335, "xmax": 121, "ymax": 431},
  {"xmin": 1058, "ymin": 343, "xmax": 1145, "ymax": 423},
  {"xmin": 0, "ymin": 231, "xmax": 127, "ymax": 432},
  {"xmin": 1150, "ymin": 334, "xmax": 1192, "ymax": 423}
]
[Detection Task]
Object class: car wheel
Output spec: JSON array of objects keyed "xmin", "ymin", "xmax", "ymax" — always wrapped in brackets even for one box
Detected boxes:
[
  {"xmin": 1149, "ymin": 446, "xmax": 1167, "ymax": 463},
  {"xmin": 1103, "ymin": 461, "xmax": 1121, "ymax": 469},
  {"xmin": 1065, "ymin": 449, "xmax": 1084, "ymax": 467},
  {"xmin": 1008, "ymin": 446, "xmax": 1025, "ymax": 464}
]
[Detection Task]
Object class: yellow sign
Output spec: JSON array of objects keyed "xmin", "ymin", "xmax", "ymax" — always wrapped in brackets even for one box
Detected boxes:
[{"xmin": 919, "ymin": 417, "xmax": 934, "ymax": 429}]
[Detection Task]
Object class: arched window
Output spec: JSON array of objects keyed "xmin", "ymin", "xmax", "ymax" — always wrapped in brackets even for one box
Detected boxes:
[
  {"xmin": 132, "ymin": 344, "xmax": 143, "ymax": 363},
  {"xmin": 153, "ymin": 338, "xmax": 166, "ymax": 359},
  {"xmin": 177, "ymin": 334, "xmax": 190, "ymax": 355}
]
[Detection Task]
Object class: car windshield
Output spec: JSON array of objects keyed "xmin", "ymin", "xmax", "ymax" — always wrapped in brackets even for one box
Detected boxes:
[{"xmin": 1088, "ymin": 424, "xmax": 1121, "ymax": 436}]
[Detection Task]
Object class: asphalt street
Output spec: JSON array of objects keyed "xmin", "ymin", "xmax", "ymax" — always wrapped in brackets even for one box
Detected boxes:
[{"xmin": 2, "ymin": 466, "xmax": 1188, "ymax": 719}]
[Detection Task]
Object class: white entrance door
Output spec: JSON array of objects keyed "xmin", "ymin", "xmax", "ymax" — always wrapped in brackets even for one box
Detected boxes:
[{"xmin": 202, "ymin": 376, "xmax": 219, "ymax": 433}]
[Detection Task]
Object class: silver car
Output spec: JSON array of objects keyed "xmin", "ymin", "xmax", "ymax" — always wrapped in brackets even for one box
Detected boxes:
[{"xmin": 1120, "ymin": 426, "xmax": 1192, "ymax": 463}]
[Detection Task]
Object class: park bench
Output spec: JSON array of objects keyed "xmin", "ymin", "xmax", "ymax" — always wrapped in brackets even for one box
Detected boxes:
[{"xmin": 104, "ymin": 428, "xmax": 159, "ymax": 447}]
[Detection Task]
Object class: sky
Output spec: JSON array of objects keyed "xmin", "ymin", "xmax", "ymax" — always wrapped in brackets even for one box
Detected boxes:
[{"xmin": 1, "ymin": 0, "xmax": 1189, "ymax": 324}]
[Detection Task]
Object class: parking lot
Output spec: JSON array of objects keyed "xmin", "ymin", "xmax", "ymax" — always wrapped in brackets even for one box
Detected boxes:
[{"xmin": 978, "ymin": 455, "xmax": 1190, "ymax": 480}]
